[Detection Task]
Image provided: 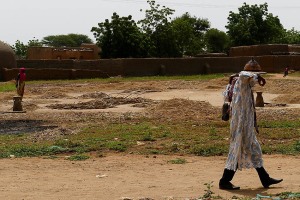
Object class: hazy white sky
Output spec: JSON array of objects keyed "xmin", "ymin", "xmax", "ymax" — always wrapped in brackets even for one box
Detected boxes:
[{"xmin": 1, "ymin": 0, "xmax": 300, "ymax": 45}]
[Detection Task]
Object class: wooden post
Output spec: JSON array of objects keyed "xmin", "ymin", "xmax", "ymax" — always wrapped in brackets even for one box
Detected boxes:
[
  {"xmin": 13, "ymin": 96, "xmax": 23, "ymax": 111},
  {"xmin": 255, "ymin": 92, "xmax": 264, "ymax": 107}
]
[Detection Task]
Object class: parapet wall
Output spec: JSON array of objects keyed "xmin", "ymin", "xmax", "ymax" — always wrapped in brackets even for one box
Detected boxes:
[
  {"xmin": 1, "ymin": 56, "xmax": 299, "ymax": 81},
  {"xmin": 229, "ymin": 44, "xmax": 300, "ymax": 57},
  {"xmin": 27, "ymin": 46, "xmax": 98, "ymax": 60}
]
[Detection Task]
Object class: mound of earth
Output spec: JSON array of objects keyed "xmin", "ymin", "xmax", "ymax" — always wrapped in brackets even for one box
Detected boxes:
[
  {"xmin": 272, "ymin": 94, "xmax": 300, "ymax": 104},
  {"xmin": 47, "ymin": 94, "xmax": 153, "ymax": 110},
  {"xmin": 146, "ymin": 98, "xmax": 219, "ymax": 122}
]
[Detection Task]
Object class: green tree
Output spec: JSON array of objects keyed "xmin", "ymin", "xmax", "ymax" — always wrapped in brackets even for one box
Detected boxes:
[
  {"xmin": 27, "ymin": 38, "xmax": 43, "ymax": 47},
  {"xmin": 282, "ymin": 28, "xmax": 300, "ymax": 44},
  {"xmin": 91, "ymin": 12, "xmax": 149, "ymax": 58},
  {"xmin": 205, "ymin": 28, "xmax": 230, "ymax": 53},
  {"xmin": 171, "ymin": 12, "xmax": 210, "ymax": 56},
  {"xmin": 11, "ymin": 40, "xmax": 27, "ymax": 59},
  {"xmin": 151, "ymin": 23, "xmax": 180, "ymax": 57},
  {"xmin": 11, "ymin": 38, "xmax": 43, "ymax": 59},
  {"xmin": 138, "ymin": 0, "xmax": 174, "ymax": 34},
  {"xmin": 42, "ymin": 34, "xmax": 93, "ymax": 47},
  {"xmin": 138, "ymin": 0, "xmax": 180, "ymax": 57},
  {"xmin": 226, "ymin": 3, "xmax": 285, "ymax": 46}
]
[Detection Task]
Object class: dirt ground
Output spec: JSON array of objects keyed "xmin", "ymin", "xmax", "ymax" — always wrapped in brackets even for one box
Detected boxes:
[
  {"xmin": 0, "ymin": 73, "xmax": 299, "ymax": 199},
  {"xmin": 0, "ymin": 154, "xmax": 299, "ymax": 200}
]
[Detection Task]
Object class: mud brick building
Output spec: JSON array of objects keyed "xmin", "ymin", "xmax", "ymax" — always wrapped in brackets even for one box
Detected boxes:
[
  {"xmin": 1, "ymin": 42, "xmax": 299, "ymax": 81},
  {"xmin": 27, "ymin": 43, "xmax": 100, "ymax": 60}
]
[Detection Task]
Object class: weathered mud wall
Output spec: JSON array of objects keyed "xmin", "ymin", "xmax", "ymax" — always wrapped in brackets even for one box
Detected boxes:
[
  {"xmin": 27, "ymin": 47, "xmax": 96, "ymax": 60},
  {"xmin": 1, "ymin": 56, "xmax": 299, "ymax": 81},
  {"xmin": 230, "ymin": 44, "xmax": 300, "ymax": 57}
]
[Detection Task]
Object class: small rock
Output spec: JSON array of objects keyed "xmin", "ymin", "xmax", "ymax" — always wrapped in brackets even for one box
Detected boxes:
[
  {"xmin": 137, "ymin": 141, "xmax": 145, "ymax": 146},
  {"xmin": 96, "ymin": 174, "xmax": 108, "ymax": 178}
]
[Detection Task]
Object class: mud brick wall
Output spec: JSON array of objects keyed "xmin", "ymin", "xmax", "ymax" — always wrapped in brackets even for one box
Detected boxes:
[
  {"xmin": 52, "ymin": 49, "xmax": 95, "ymax": 60},
  {"xmin": 18, "ymin": 60, "xmax": 74, "ymax": 69},
  {"xmin": 71, "ymin": 69, "xmax": 110, "ymax": 79},
  {"xmin": 122, "ymin": 58, "xmax": 168, "ymax": 76},
  {"xmin": 290, "ymin": 56, "xmax": 300, "ymax": 69},
  {"xmin": 27, "ymin": 68, "xmax": 72, "ymax": 80},
  {"xmin": 1, "ymin": 68, "xmax": 19, "ymax": 81},
  {"xmin": 27, "ymin": 47, "xmax": 96, "ymax": 60},
  {"xmin": 2, "ymin": 68, "xmax": 72, "ymax": 81},
  {"xmin": 256, "ymin": 45, "xmax": 289, "ymax": 55},
  {"xmin": 73, "ymin": 59, "xmax": 124, "ymax": 76},
  {"xmin": 162, "ymin": 58, "xmax": 206, "ymax": 75},
  {"xmin": 201, "ymin": 57, "xmax": 243, "ymax": 73},
  {"xmin": 0, "ymin": 56, "xmax": 298, "ymax": 81},
  {"xmin": 27, "ymin": 47, "xmax": 53, "ymax": 60},
  {"xmin": 288, "ymin": 45, "xmax": 300, "ymax": 53},
  {"xmin": 256, "ymin": 56, "xmax": 300, "ymax": 72},
  {"xmin": 230, "ymin": 45, "xmax": 290, "ymax": 57}
]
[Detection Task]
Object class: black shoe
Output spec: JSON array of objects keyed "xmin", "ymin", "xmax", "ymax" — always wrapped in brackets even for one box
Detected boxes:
[
  {"xmin": 263, "ymin": 178, "xmax": 283, "ymax": 188},
  {"xmin": 219, "ymin": 182, "xmax": 240, "ymax": 190}
]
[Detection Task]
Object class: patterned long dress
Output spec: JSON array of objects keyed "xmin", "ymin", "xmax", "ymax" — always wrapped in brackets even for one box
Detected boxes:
[{"xmin": 225, "ymin": 71, "xmax": 264, "ymax": 171}]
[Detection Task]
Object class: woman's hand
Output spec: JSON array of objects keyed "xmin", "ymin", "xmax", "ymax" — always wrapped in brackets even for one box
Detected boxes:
[{"xmin": 258, "ymin": 76, "xmax": 266, "ymax": 86}]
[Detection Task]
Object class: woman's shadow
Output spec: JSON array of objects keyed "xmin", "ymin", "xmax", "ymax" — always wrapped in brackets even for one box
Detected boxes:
[{"xmin": 226, "ymin": 186, "xmax": 284, "ymax": 198}]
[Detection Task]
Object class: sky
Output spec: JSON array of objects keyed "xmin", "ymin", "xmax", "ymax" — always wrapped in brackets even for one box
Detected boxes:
[{"xmin": 1, "ymin": 0, "xmax": 300, "ymax": 45}]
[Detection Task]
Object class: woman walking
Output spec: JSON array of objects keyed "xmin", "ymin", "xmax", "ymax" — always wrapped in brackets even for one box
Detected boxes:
[{"xmin": 219, "ymin": 58, "xmax": 282, "ymax": 190}]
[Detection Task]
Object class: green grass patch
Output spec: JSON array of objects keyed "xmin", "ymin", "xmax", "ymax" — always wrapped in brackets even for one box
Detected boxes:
[
  {"xmin": 277, "ymin": 192, "xmax": 300, "ymax": 199},
  {"xmin": 26, "ymin": 74, "xmax": 225, "ymax": 86},
  {"xmin": 147, "ymin": 149, "xmax": 161, "ymax": 154},
  {"xmin": 294, "ymin": 140, "xmax": 300, "ymax": 152},
  {"xmin": 191, "ymin": 144, "xmax": 228, "ymax": 156},
  {"xmin": 66, "ymin": 154, "xmax": 90, "ymax": 161},
  {"xmin": 168, "ymin": 158, "xmax": 187, "ymax": 164},
  {"xmin": 260, "ymin": 120, "xmax": 300, "ymax": 128},
  {"xmin": 0, "ymin": 82, "xmax": 16, "ymax": 92},
  {"xmin": 0, "ymin": 144, "xmax": 70, "ymax": 158},
  {"xmin": 0, "ymin": 118, "xmax": 299, "ymax": 158},
  {"xmin": 106, "ymin": 141, "xmax": 127, "ymax": 152}
]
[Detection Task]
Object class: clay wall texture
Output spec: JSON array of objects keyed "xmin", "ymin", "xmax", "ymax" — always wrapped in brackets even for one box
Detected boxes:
[
  {"xmin": 0, "ymin": 56, "xmax": 296, "ymax": 81},
  {"xmin": 229, "ymin": 44, "xmax": 300, "ymax": 57},
  {"xmin": 27, "ymin": 46, "xmax": 98, "ymax": 60},
  {"xmin": 1, "ymin": 44, "xmax": 300, "ymax": 81}
]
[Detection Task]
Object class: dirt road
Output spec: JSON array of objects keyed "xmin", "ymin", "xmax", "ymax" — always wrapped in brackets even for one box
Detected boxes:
[{"xmin": 0, "ymin": 154, "xmax": 299, "ymax": 200}]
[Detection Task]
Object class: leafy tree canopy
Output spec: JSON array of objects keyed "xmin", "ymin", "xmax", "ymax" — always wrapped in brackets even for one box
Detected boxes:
[
  {"xmin": 138, "ymin": 0, "xmax": 175, "ymax": 34},
  {"xmin": 205, "ymin": 28, "xmax": 230, "ymax": 53},
  {"xmin": 42, "ymin": 33, "xmax": 93, "ymax": 47},
  {"xmin": 171, "ymin": 12, "xmax": 210, "ymax": 56},
  {"xmin": 91, "ymin": 13, "xmax": 149, "ymax": 58},
  {"xmin": 11, "ymin": 40, "xmax": 27, "ymax": 59},
  {"xmin": 138, "ymin": 0, "xmax": 180, "ymax": 57},
  {"xmin": 11, "ymin": 38, "xmax": 43, "ymax": 59},
  {"xmin": 226, "ymin": 2, "xmax": 285, "ymax": 46},
  {"xmin": 282, "ymin": 28, "xmax": 300, "ymax": 44}
]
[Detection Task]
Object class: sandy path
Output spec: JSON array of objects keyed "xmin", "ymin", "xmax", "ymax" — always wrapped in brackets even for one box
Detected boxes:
[{"xmin": 0, "ymin": 155, "xmax": 299, "ymax": 200}]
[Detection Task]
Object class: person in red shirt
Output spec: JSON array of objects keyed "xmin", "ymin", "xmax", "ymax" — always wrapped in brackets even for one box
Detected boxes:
[
  {"xmin": 283, "ymin": 66, "xmax": 289, "ymax": 77},
  {"xmin": 16, "ymin": 68, "xmax": 26, "ymax": 99}
]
